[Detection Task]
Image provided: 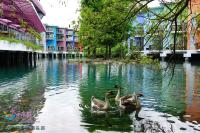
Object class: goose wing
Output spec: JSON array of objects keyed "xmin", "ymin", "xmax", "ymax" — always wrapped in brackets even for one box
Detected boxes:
[
  {"xmin": 92, "ymin": 97, "xmax": 105, "ymax": 108},
  {"xmin": 120, "ymin": 94, "xmax": 132, "ymax": 102}
]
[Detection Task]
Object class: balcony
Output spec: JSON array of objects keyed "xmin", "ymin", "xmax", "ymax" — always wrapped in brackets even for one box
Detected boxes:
[
  {"xmin": 171, "ymin": 24, "xmax": 187, "ymax": 33},
  {"xmin": 57, "ymin": 37, "xmax": 65, "ymax": 41},
  {"xmin": 66, "ymin": 38, "xmax": 73, "ymax": 42},
  {"xmin": 46, "ymin": 35, "xmax": 54, "ymax": 40},
  {"xmin": 74, "ymin": 37, "xmax": 78, "ymax": 42},
  {"xmin": 46, "ymin": 27, "xmax": 53, "ymax": 32},
  {"xmin": 74, "ymin": 32, "xmax": 78, "ymax": 36},
  {"xmin": 57, "ymin": 29, "xmax": 65, "ymax": 34},
  {"xmin": 0, "ymin": 23, "xmax": 8, "ymax": 34},
  {"xmin": 66, "ymin": 31, "xmax": 74, "ymax": 35}
]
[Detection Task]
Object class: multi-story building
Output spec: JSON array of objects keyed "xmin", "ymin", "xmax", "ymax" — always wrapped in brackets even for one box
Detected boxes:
[
  {"xmin": 45, "ymin": 25, "xmax": 82, "ymax": 52},
  {"xmin": 129, "ymin": 2, "xmax": 188, "ymax": 51},
  {"xmin": 46, "ymin": 25, "xmax": 58, "ymax": 51},
  {"xmin": 0, "ymin": 0, "xmax": 46, "ymax": 49}
]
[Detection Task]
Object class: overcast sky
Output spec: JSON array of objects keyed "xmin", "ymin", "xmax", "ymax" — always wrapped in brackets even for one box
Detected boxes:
[
  {"xmin": 40, "ymin": 0, "xmax": 160, "ymax": 28},
  {"xmin": 40, "ymin": 0, "xmax": 80, "ymax": 28}
]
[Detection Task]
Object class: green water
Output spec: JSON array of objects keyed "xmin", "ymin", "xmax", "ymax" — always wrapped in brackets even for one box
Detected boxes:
[{"xmin": 0, "ymin": 60, "xmax": 199, "ymax": 132}]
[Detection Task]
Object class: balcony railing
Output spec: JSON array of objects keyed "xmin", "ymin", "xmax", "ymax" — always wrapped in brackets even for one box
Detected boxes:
[
  {"xmin": 57, "ymin": 37, "xmax": 65, "ymax": 41},
  {"xmin": 57, "ymin": 29, "xmax": 65, "ymax": 34},
  {"xmin": 0, "ymin": 24, "xmax": 8, "ymax": 33},
  {"xmin": 74, "ymin": 37, "xmax": 78, "ymax": 42},
  {"xmin": 46, "ymin": 35, "xmax": 54, "ymax": 40},
  {"xmin": 66, "ymin": 38, "xmax": 73, "ymax": 42},
  {"xmin": 66, "ymin": 31, "xmax": 73, "ymax": 35},
  {"xmin": 171, "ymin": 23, "xmax": 187, "ymax": 33},
  {"xmin": 46, "ymin": 27, "xmax": 53, "ymax": 32},
  {"xmin": 0, "ymin": 23, "xmax": 39, "ymax": 44}
]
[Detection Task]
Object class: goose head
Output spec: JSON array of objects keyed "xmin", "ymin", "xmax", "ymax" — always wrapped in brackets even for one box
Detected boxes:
[
  {"xmin": 106, "ymin": 90, "xmax": 114, "ymax": 97},
  {"xmin": 136, "ymin": 93, "xmax": 143, "ymax": 97},
  {"xmin": 114, "ymin": 84, "xmax": 121, "ymax": 90}
]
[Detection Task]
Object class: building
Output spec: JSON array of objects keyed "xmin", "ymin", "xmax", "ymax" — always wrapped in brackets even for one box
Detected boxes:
[
  {"xmin": 129, "ymin": 2, "xmax": 188, "ymax": 52},
  {"xmin": 0, "ymin": 0, "xmax": 46, "ymax": 50},
  {"xmin": 46, "ymin": 25, "xmax": 58, "ymax": 52},
  {"xmin": 45, "ymin": 25, "xmax": 82, "ymax": 52},
  {"xmin": 187, "ymin": 0, "xmax": 200, "ymax": 49}
]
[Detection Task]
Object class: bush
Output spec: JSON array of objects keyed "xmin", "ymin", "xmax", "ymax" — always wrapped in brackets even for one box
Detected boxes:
[
  {"xmin": 112, "ymin": 43, "xmax": 128, "ymax": 58},
  {"xmin": 96, "ymin": 47, "xmax": 105, "ymax": 58}
]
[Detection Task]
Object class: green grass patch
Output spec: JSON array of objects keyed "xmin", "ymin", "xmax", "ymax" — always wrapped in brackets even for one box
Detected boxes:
[{"xmin": 0, "ymin": 36, "xmax": 42, "ymax": 51}]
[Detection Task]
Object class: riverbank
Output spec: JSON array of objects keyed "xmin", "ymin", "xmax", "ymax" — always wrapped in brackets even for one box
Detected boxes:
[{"xmin": 68, "ymin": 57, "xmax": 160, "ymax": 65}]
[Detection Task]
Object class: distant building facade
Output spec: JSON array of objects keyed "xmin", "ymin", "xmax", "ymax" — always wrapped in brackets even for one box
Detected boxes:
[
  {"xmin": 45, "ymin": 25, "xmax": 82, "ymax": 52},
  {"xmin": 128, "ymin": 2, "xmax": 200, "ymax": 52}
]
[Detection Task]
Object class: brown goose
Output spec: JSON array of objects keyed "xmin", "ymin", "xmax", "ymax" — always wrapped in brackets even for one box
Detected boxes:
[
  {"xmin": 91, "ymin": 91, "xmax": 113, "ymax": 111},
  {"xmin": 114, "ymin": 85, "xmax": 143, "ymax": 109}
]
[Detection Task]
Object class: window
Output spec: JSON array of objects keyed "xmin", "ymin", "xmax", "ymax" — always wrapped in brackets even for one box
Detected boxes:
[{"xmin": 0, "ymin": 24, "xmax": 8, "ymax": 32}]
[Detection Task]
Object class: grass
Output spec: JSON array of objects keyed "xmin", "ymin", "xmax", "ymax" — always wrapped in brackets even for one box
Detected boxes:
[{"xmin": 0, "ymin": 36, "xmax": 42, "ymax": 51}]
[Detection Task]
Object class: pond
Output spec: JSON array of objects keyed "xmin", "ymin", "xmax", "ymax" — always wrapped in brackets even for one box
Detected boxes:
[{"xmin": 0, "ymin": 59, "xmax": 200, "ymax": 132}]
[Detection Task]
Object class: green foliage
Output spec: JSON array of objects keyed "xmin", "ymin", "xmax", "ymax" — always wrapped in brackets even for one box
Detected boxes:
[
  {"xmin": 139, "ymin": 56, "xmax": 159, "ymax": 64},
  {"xmin": 96, "ymin": 47, "xmax": 105, "ymax": 58},
  {"xmin": 79, "ymin": 0, "xmax": 134, "ymax": 58},
  {"xmin": 18, "ymin": 19, "xmax": 41, "ymax": 40},
  {"xmin": 27, "ymin": 27, "xmax": 42, "ymax": 40},
  {"xmin": 125, "ymin": 45, "xmax": 159, "ymax": 65},
  {"xmin": 112, "ymin": 43, "xmax": 128, "ymax": 58},
  {"xmin": 196, "ymin": 13, "xmax": 200, "ymax": 28},
  {"xmin": 0, "ymin": 36, "xmax": 42, "ymax": 51}
]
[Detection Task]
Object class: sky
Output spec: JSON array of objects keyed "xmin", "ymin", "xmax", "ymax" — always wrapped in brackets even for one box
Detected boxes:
[
  {"xmin": 40, "ymin": 0, "xmax": 160, "ymax": 28},
  {"xmin": 40, "ymin": 0, "xmax": 80, "ymax": 28}
]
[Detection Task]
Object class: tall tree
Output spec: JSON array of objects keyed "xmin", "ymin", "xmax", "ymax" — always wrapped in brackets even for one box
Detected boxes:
[{"xmin": 79, "ymin": 0, "xmax": 135, "ymax": 59}]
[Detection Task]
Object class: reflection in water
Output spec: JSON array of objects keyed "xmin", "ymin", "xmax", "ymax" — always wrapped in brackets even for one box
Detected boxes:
[
  {"xmin": 0, "ymin": 60, "xmax": 199, "ymax": 132},
  {"xmin": 184, "ymin": 63, "xmax": 200, "ymax": 122},
  {"xmin": 0, "ymin": 65, "xmax": 46, "ymax": 132}
]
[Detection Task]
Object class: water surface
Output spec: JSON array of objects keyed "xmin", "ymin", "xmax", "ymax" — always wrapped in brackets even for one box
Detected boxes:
[{"xmin": 0, "ymin": 60, "xmax": 199, "ymax": 132}]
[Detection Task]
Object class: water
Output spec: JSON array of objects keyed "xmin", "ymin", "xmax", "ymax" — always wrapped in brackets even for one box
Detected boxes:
[{"xmin": 0, "ymin": 60, "xmax": 200, "ymax": 132}]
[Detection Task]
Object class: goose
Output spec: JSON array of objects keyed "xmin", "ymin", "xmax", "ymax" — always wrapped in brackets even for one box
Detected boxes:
[
  {"xmin": 91, "ymin": 91, "xmax": 113, "ymax": 111},
  {"xmin": 114, "ymin": 85, "xmax": 143, "ymax": 110}
]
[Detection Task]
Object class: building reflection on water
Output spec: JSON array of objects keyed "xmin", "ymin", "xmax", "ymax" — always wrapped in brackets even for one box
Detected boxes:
[{"xmin": 184, "ymin": 63, "xmax": 200, "ymax": 122}]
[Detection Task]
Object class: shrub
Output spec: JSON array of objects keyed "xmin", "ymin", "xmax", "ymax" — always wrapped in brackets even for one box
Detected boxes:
[{"xmin": 112, "ymin": 43, "xmax": 128, "ymax": 58}]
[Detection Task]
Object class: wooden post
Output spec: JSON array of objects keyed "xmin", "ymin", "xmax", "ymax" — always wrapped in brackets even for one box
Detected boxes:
[
  {"xmin": 29, "ymin": 52, "xmax": 32, "ymax": 67},
  {"xmin": 34, "ymin": 52, "xmax": 36, "ymax": 68}
]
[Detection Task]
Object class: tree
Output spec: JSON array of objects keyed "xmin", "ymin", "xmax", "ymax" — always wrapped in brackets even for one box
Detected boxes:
[
  {"xmin": 79, "ymin": 0, "xmax": 134, "ymax": 59},
  {"xmin": 58, "ymin": 0, "xmax": 199, "ymax": 60}
]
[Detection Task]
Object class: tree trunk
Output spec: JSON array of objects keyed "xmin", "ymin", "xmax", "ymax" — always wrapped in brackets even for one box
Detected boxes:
[
  {"xmin": 105, "ymin": 45, "xmax": 108, "ymax": 60},
  {"xmin": 108, "ymin": 44, "xmax": 111, "ymax": 59},
  {"xmin": 120, "ymin": 45, "xmax": 122, "ymax": 59},
  {"xmin": 93, "ymin": 47, "xmax": 96, "ymax": 59},
  {"xmin": 88, "ymin": 46, "xmax": 90, "ymax": 57}
]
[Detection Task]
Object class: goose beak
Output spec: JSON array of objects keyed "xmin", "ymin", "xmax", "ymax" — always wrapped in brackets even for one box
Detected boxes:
[
  {"xmin": 137, "ymin": 93, "xmax": 144, "ymax": 97},
  {"xmin": 114, "ymin": 84, "xmax": 119, "ymax": 88},
  {"xmin": 107, "ymin": 90, "xmax": 115, "ymax": 96},
  {"xmin": 114, "ymin": 84, "xmax": 121, "ymax": 90}
]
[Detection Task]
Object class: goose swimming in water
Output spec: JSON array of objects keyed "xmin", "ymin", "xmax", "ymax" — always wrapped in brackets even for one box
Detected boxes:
[
  {"xmin": 114, "ymin": 85, "xmax": 143, "ymax": 110},
  {"xmin": 91, "ymin": 91, "xmax": 114, "ymax": 111}
]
